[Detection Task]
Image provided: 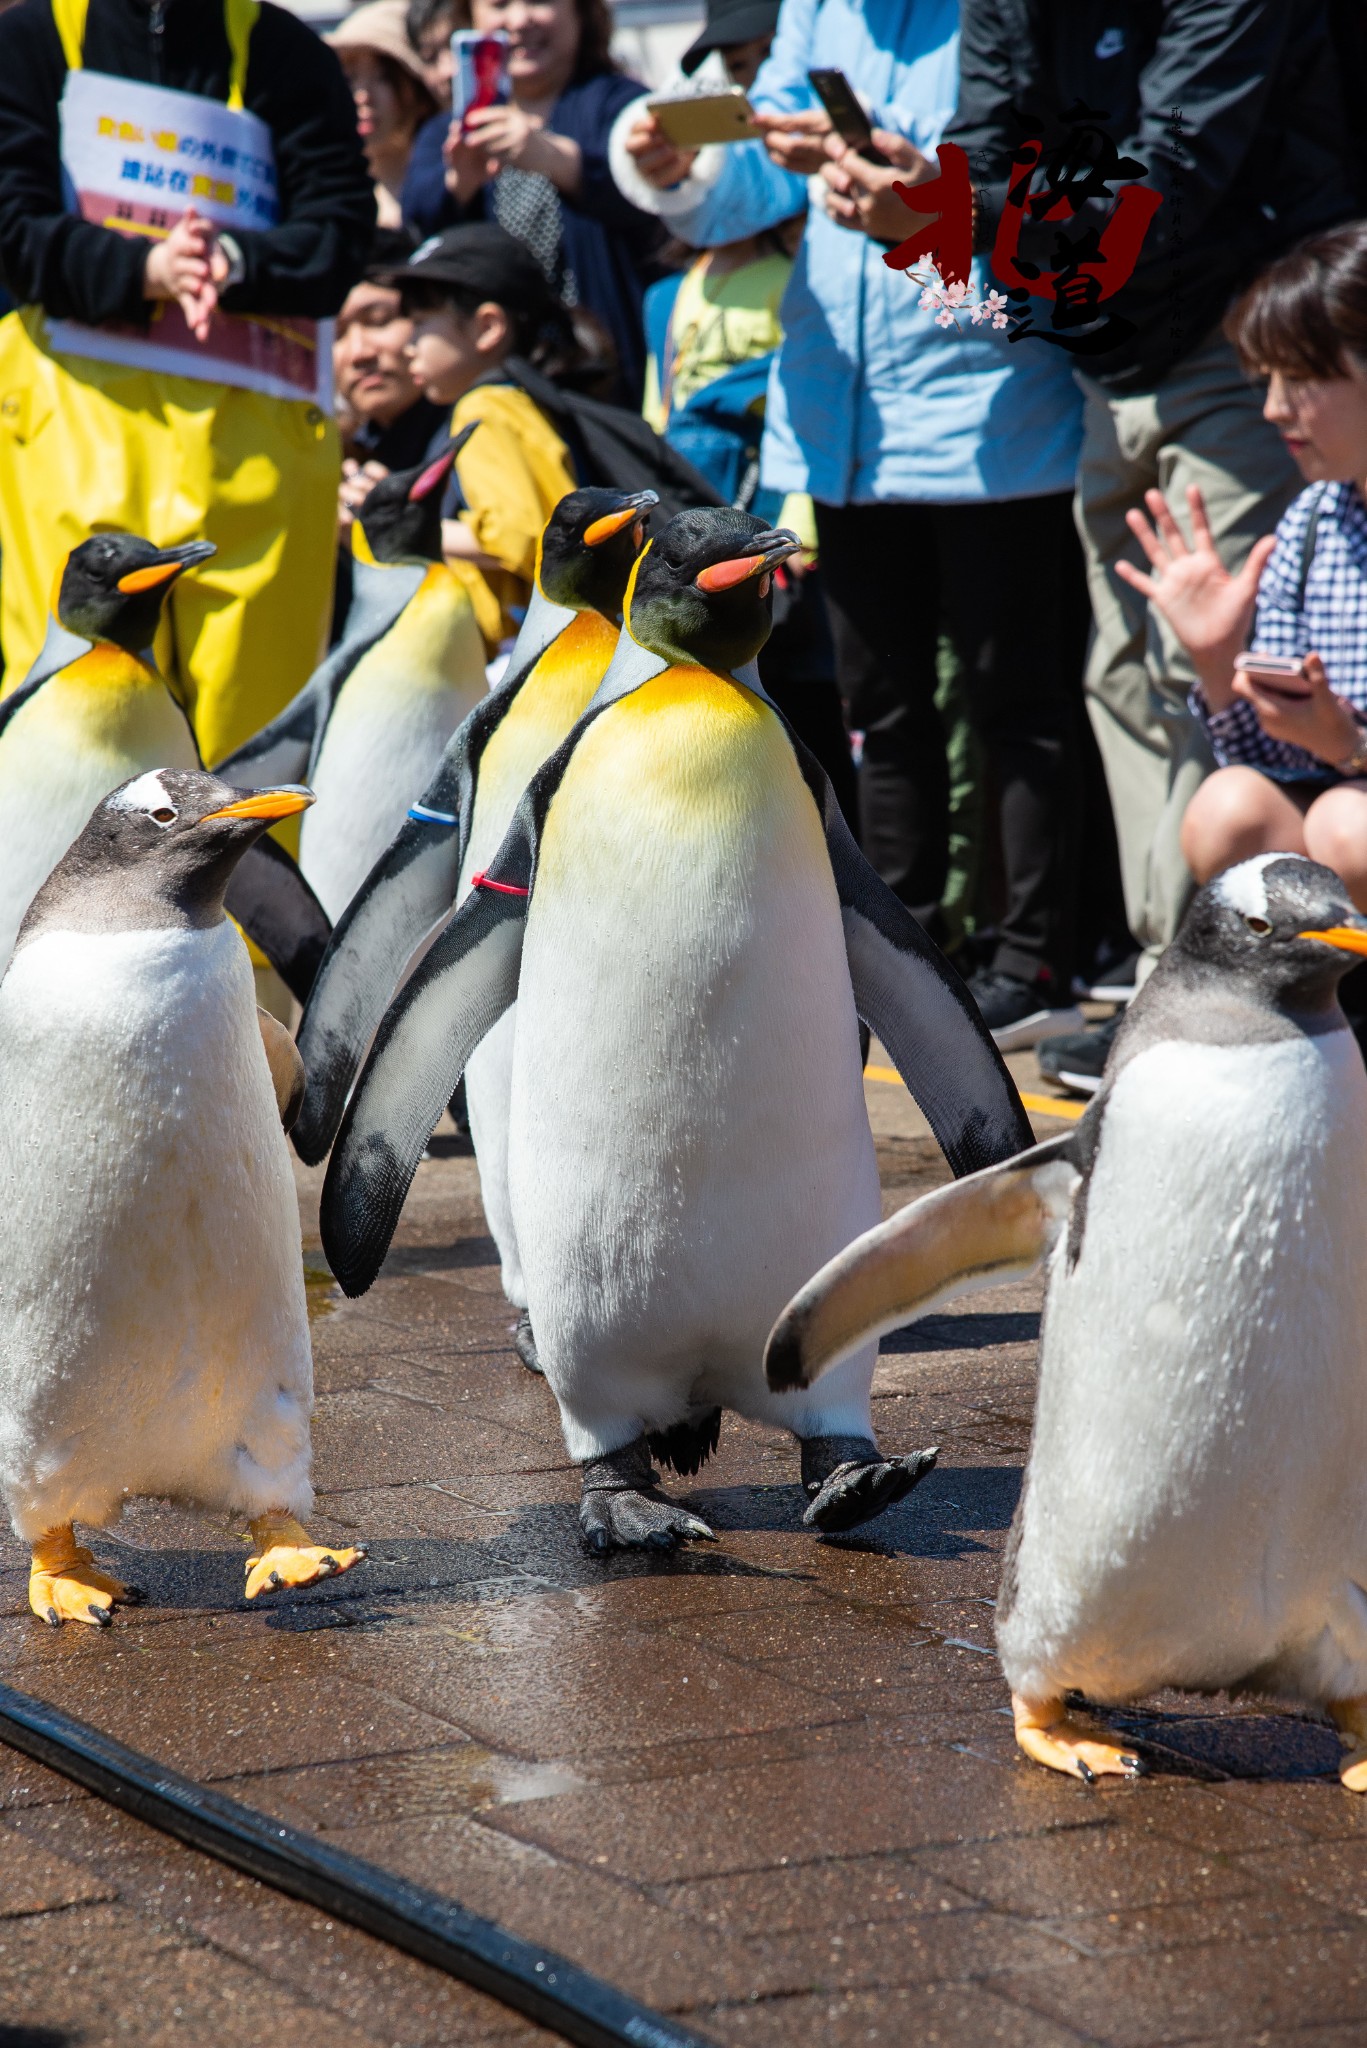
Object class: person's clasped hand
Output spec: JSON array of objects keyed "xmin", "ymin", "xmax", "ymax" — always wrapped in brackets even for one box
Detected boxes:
[
  {"xmin": 337, "ymin": 458, "xmax": 389, "ymax": 541},
  {"xmin": 819, "ymin": 127, "xmax": 932, "ymax": 242},
  {"xmin": 143, "ymin": 206, "xmax": 229, "ymax": 343}
]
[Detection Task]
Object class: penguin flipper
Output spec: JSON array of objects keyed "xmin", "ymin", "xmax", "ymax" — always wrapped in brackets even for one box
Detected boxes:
[
  {"xmin": 820, "ymin": 795, "xmax": 1034, "ymax": 1175},
  {"xmin": 214, "ymin": 683, "xmax": 322, "ymax": 788},
  {"xmin": 257, "ymin": 1008, "xmax": 307, "ymax": 1131},
  {"xmin": 224, "ymin": 837, "xmax": 331, "ymax": 1004},
  {"xmin": 765, "ymin": 1137, "xmax": 1078, "ymax": 1394},
  {"xmin": 293, "ymin": 702, "xmax": 504, "ymax": 1165},
  {"xmin": 320, "ymin": 813, "xmax": 533, "ymax": 1297}
]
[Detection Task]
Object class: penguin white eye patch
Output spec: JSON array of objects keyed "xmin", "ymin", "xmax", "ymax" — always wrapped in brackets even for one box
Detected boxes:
[{"xmin": 112, "ymin": 770, "xmax": 179, "ymax": 826}]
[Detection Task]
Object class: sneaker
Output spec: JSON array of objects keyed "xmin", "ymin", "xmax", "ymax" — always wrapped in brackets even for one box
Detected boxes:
[
  {"xmin": 1073, "ymin": 945, "xmax": 1142, "ymax": 1004},
  {"xmin": 965, "ymin": 970, "xmax": 1087, "ymax": 1052},
  {"xmin": 1036, "ymin": 1008, "xmax": 1124, "ymax": 1096}
]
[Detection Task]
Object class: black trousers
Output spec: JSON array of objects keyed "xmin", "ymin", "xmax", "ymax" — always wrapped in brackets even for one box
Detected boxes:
[{"xmin": 815, "ymin": 493, "xmax": 1094, "ymax": 991}]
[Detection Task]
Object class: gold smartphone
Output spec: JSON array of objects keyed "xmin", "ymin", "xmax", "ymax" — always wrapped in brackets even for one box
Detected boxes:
[{"xmin": 646, "ymin": 88, "xmax": 761, "ymax": 147}]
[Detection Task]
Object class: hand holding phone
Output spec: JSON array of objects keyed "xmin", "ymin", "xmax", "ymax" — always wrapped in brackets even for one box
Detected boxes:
[
  {"xmin": 1233, "ymin": 652, "xmax": 1313, "ymax": 701},
  {"xmin": 806, "ymin": 69, "xmax": 891, "ymax": 165}
]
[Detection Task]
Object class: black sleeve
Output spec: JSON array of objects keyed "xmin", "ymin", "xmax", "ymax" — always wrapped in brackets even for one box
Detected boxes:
[
  {"xmin": 226, "ymin": 3, "xmax": 376, "ymax": 319},
  {"xmin": 0, "ymin": 1, "xmax": 152, "ymax": 324},
  {"xmin": 951, "ymin": 0, "xmax": 1306, "ymax": 262},
  {"xmin": 0, "ymin": 0, "xmax": 373, "ymax": 324}
]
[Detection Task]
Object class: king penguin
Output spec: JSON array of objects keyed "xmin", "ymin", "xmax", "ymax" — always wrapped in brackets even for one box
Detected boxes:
[
  {"xmin": 765, "ymin": 852, "xmax": 1367, "ymax": 1788},
  {"xmin": 292, "ymin": 485, "xmax": 657, "ymax": 1370},
  {"xmin": 0, "ymin": 532, "xmax": 331, "ymax": 998},
  {"xmin": 218, "ymin": 433, "xmax": 488, "ymax": 924},
  {"xmin": 0, "ymin": 768, "xmax": 368, "ymax": 1625},
  {"xmin": 317, "ymin": 507, "xmax": 1032, "ymax": 1553}
]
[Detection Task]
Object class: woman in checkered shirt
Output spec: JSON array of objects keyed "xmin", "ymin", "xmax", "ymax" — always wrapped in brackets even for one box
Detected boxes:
[{"xmin": 1117, "ymin": 223, "xmax": 1367, "ymax": 909}]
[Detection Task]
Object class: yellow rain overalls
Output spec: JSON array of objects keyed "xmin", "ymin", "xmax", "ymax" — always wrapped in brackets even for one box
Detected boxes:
[{"xmin": 0, "ymin": 0, "xmax": 339, "ymax": 766}]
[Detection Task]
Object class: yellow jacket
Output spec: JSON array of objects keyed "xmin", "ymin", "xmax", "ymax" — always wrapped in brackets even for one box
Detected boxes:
[{"xmin": 451, "ymin": 380, "xmax": 577, "ymax": 639}]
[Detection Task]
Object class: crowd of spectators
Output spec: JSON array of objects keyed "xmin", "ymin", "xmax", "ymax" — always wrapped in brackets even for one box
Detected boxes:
[{"xmin": 1, "ymin": 0, "xmax": 1366, "ymax": 1097}]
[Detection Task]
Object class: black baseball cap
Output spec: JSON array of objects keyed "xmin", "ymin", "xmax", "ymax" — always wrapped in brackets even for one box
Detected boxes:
[
  {"xmin": 680, "ymin": 0, "xmax": 780, "ymax": 74},
  {"xmin": 370, "ymin": 223, "xmax": 552, "ymax": 317}
]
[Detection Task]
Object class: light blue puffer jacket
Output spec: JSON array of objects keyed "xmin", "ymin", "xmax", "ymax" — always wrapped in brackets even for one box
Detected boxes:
[{"xmin": 612, "ymin": 0, "xmax": 1083, "ymax": 505}]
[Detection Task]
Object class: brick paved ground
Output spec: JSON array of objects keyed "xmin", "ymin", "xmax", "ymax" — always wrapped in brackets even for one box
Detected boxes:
[{"xmin": 2, "ymin": 1060, "xmax": 1365, "ymax": 2048}]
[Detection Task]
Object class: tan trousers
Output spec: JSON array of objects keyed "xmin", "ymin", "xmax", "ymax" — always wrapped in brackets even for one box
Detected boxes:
[{"xmin": 1074, "ymin": 327, "xmax": 1299, "ymax": 967}]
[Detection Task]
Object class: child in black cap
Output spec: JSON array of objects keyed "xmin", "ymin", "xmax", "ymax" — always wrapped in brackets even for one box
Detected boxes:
[{"xmin": 375, "ymin": 222, "xmax": 579, "ymax": 641}]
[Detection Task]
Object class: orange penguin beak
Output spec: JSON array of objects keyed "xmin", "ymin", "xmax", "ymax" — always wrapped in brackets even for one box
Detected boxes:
[
  {"xmin": 201, "ymin": 785, "xmax": 315, "ymax": 823},
  {"xmin": 1300, "ymin": 925, "xmax": 1367, "ymax": 956},
  {"xmin": 584, "ymin": 491, "xmax": 659, "ymax": 548},
  {"xmin": 694, "ymin": 527, "xmax": 803, "ymax": 593},
  {"xmin": 116, "ymin": 539, "xmax": 217, "ymax": 593}
]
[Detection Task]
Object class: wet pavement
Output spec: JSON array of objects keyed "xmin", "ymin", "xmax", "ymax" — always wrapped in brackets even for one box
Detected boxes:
[{"xmin": 3, "ymin": 1056, "xmax": 1366, "ymax": 2047}]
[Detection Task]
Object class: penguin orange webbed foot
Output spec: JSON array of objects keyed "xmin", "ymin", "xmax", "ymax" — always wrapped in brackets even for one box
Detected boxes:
[
  {"xmin": 29, "ymin": 1525, "xmax": 144, "ymax": 1628},
  {"xmin": 244, "ymin": 1512, "xmax": 368, "ymax": 1600},
  {"xmin": 1329, "ymin": 1700, "xmax": 1367, "ymax": 1791},
  {"xmin": 1013, "ymin": 1694, "xmax": 1145, "ymax": 1782},
  {"xmin": 800, "ymin": 1436, "xmax": 938, "ymax": 1534},
  {"xmin": 578, "ymin": 1442, "xmax": 715, "ymax": 1555}
]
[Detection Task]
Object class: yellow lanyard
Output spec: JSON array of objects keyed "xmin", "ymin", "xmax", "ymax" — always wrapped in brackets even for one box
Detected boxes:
[{"xmin": 52, "ymin": 0, "xmax": 258, "ymax": 111}]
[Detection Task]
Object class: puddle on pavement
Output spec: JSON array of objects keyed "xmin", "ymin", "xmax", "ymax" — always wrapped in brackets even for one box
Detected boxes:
[{"xmin": 302, "ymin": 1251, "xmax": 340, "ymax": 1324}]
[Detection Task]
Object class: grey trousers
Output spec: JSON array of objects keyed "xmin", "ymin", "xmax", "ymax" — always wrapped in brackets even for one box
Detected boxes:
[{"xmin": 1074, "ymin": 327, "xmax": 1300, "ymax": 968}]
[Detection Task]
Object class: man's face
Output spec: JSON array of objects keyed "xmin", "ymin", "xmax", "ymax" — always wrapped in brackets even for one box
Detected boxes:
[{"xmin": 334, "ymin": 283, "xmax": 418, "ymax": 426}]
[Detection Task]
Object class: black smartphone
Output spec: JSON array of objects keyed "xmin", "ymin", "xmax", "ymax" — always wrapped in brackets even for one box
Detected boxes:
[{"xmin": 807, "ymin": 67, "xmax": 891, "ymax": 165}]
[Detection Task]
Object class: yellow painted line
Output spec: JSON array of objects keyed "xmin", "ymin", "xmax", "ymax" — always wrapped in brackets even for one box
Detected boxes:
[{"xmin": 864, "ymin": 1063, "xmax": 1086, "ymax": 1123}]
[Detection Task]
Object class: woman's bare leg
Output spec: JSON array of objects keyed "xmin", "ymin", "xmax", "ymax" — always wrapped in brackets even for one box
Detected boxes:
[
  {"xmin": 1179, "ymin": 766, "xmax": 1309, "ymax": 883},
  {"xmin": 1302, "ymin": 785, "xmax": 1367, "ymax": 911}
]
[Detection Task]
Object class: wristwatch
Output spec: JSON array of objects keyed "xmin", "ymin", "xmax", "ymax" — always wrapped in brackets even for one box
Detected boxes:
[
  {"xmin": 216, "ymin": 233, "xmax": 247, "ymax": 291},
  {"xmin": 1336, "ymin": 723, "xmax": 1367, "ymax": 779}
]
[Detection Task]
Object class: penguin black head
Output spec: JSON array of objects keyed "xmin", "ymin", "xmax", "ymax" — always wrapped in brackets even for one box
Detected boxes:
[
  {"xmin": 354, "ymin": 423, "xmax": 478, "ymax": 567},
  {"xmin": 18, "ymin": 769, "xmax": 314, "ymax": 945},
  {"xmin": 536, "ymin": 488, "xmax": 658, "ymax": 619},
  {"xmin": 625, "ymin": 509, "xmax": 802, "ymax": 673},
  {"xmin": 1172, "ymin": 854, "xmax": 1367, "ymax": 1014},
  {"xmin": 56, "ymin": 534, "xmax": 217, "ymax": 656}
]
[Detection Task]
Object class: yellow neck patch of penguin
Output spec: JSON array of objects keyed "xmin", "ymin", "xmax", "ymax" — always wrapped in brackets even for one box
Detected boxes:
[
  {"xmin": 535, "ymin": 661, "xmax": 818, "ymax": 892},
  {"xmin": 475, "ymin": 608, "xmax": 619, "ymax": 824}
]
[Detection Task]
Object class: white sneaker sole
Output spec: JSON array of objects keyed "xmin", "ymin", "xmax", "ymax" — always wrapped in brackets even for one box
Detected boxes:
[
  {"xmin": 1047, "ymin": 1066, "xmax": 1103, "ymax": 1097},
  {"xmin": 989, "ymin": 1004, "xmax": 1087, "ymax": 1053}
]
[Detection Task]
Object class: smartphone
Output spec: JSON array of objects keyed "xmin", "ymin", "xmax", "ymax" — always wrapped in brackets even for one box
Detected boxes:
[
  {"xmin": 647, "ymin": 88, "xmax": 761, "ymax": 148},
  {"xmin": 1235, "ymin": 651, "xmax": 1313, "ymax": 699},
  {"xmin": 807, "ymin": 67, "xmax": 891, "ymax": 165},
  {"xmin": 451, "ymin": 29, "xmax": 509, "ymax": 130}
]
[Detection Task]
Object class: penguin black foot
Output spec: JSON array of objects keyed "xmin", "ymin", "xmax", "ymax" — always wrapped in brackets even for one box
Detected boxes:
[
  {"xmin": 28, "ymin": 1524, "xmax": 144, "ymax": 1627},
  {"xmin": 513, "ymin": 1310, "xmax": 544, "ymax": 1376},
  {"xmin": 578, "ymin": 1441, "xmax": 716, "ymax": 1556},
  {"xmin": 800, "ymin": 1435, "xmax": 939, "ymax": 1534},
  {"xmin": 646, "ymin": 1408, "xmax": 722, "ymax": 1477}
]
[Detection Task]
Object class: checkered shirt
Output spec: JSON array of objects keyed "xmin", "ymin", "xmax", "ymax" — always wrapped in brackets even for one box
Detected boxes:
[{"xmin": 1191, "ymin": 481, "xmax": 1367, "ymax": 783}]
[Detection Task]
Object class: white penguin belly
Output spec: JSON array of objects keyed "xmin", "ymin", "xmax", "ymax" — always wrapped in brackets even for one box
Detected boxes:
[
  {"xmin": 301, "ymin": 570, "xmax": 485, "ymax": 921},
  {"xmin": 0, "ymin": 660, "xmax": 196, "ymax": 965},
  {"xmin": 0, "ymin": 921, "xmax": 313, "ymax": 1539},
  {"xmin": 999, "ymin": 1029, "xmax": 1367, "ymax": 1708},
  {"xmin": 507, "ymin": 670, "xmax": 882, "ymax": 1460},
  {"xmin": 456, "ymin": 614, "xmax": 619, "ymax": 1310}
]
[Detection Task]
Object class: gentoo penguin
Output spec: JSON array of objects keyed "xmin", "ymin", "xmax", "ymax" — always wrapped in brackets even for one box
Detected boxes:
[
  {"xmin": 217, "ymin": 433, "xmax": 487, "ymax": 923},
  {"xmin": 293, "ymin": 485, "xmax": 658, "ymax": 1370},
  {"xmin": 0, "ymin": 532, "xmax": 330, "ymax": 998},
  {"xmin": 0, "ymin": 769, "xmax": 367, "ymax": 1625},
  {"xmin": 765, "ymin": 852, "xmax": 1367, "ymax": 1788},
  {"xmin": 319, "ymin": 508, "xmax": 1032, "ymax": 1552}
]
